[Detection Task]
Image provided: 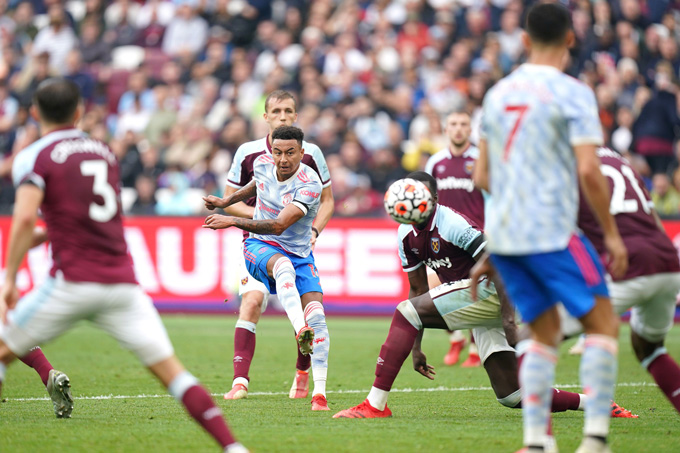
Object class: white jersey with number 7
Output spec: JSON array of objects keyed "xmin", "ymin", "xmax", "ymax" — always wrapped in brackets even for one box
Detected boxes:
[{"xmin": 480, "ymin": 64, "xmax": 604, "ymax": 255}]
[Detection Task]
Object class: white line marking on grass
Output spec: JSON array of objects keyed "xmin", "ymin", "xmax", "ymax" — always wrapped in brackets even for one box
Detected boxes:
[{"xmin": 6, "ymin": 382, "xmax": 656, "ymax": 402}]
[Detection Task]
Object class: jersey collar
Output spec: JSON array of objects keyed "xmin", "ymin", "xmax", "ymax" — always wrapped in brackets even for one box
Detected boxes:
[
  {"xmin": 411, "ymin": 204, "xmax": 439, "ymax": 237},
  {"xmin": 273, "ymin": 163, "xmax": 304, "ymax": 185}
]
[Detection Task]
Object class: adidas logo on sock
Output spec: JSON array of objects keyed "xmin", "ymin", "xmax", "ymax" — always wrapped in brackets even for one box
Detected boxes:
[
  {"xmin": 234, "ymin": 356, "xmax": 243, "ymax": 363},
  {"xmin": 377, "ymin": 357, "xmax": 384, "ymax": 366}
]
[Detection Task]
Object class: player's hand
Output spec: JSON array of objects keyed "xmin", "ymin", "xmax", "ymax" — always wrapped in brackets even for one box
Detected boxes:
[
  {"xmin": 203, "ymin": 195, "xmax": 227, "ymax": 210},
  {"xmin": 310, "ymin": 229, "xmax": 318, "ymax": 250},
  {"xmin": 470, "ymin": 253, "xmax": 494, "ymax": 301},
  {"xmin": 0, "ymin": 281, "xmax": 19, "ymax": 323},
  {"xmin": 412, "ymin": 348, "xmax": 436, "ymax": 380},
  {"xmin": 202, "ymin": 214, "xmax": 233, "ymax": 230},
  {"xmin": 604, "ymin": 233, "xmax": 628, "ymax": 279}
]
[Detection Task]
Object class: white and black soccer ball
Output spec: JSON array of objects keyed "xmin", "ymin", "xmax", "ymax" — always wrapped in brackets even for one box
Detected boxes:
[{"xmin": 384, "ymin": 178, "xmax": 434, "ymax": 225}]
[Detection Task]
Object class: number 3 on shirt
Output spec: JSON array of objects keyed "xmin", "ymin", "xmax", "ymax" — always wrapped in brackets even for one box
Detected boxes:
[
  {"xmin": 80, "ymin": 160, "xmax": 118, "ymax": 222},
  {"xmin": 504, "ymin": 105, "xmax": 529, "ymax": 161}
]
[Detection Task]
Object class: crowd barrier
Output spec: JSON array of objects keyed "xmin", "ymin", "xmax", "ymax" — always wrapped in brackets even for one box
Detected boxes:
[{"xmin": 2, "ymin": 217, "xmax": 680, "ymax": 316}]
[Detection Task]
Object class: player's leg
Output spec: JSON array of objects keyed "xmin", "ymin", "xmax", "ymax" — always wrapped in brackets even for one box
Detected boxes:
[
  {"xmin": 95, "ymin": 284, "xmax": 246, "ymax": 451},
  {"xmin": 625, "ymin": 273, "xmax": 680, "ymax": 413},
  {"xmin": 428, "ymin": 270, "xmax": 464, "ymax": 366},
  {"xmin": 557, "ymin": 235, "xmax": 618, "ymax": 452},
  {"xmin": 0, "ymin": 278, "xmax": 78, "ymax": 418},
  {"xmin": 301, "ymin": 292, "xmax": 329, "ymax": 410}
]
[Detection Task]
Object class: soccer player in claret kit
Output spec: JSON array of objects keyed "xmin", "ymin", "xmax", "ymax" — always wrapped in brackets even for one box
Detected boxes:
[
  {"xmin": 333, "ymin": 172, "xmax": 632, "ymax": 421},
  {"xmin": 558, "ymin": 147, "xmax": 680, "ymax": 415},
  {"xmin": 471, "ymin": 4, "xmax": 628, "ymax": 453},
  {"xmin": 204, "ymin": 125, "xmax": 331, "ymax": 411},
  {"xmin": 216, "ymin": 90, "xmax": 333, "ymax": 401},
  {"xmin": 0, "ymin": 79, "xmax": 247, "ymax": 453},
  {"xmin": 425, "ymin": 109, "xmax": 486, "ymax": 367}
]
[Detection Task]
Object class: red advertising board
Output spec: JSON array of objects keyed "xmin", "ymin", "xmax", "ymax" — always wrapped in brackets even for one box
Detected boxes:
[
  {"xmin": 0, "ymin": 217, "xmax": 410, "ymax": 314},
  {"xmin": 4, "ymin": 217, "xmax": 680, "ymax": 315}
]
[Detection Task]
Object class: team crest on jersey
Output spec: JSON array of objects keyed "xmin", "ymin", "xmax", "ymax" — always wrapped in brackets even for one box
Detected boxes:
[
  {"xmin": 431, "ymin": 238, "xmax": 440, "ymax": 253},
  {"xmin": 241, "ymin": 277, "xmax": 248, "ymax": 285},
  {"xmin": 464, "ymin": 161, "xmax": 474, "ymax": 175},
  {"xmin": 282, "ymin": 193, "xmax": 293, "ymax": 205}
]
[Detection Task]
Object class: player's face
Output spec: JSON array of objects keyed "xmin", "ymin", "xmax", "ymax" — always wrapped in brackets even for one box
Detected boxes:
[
  {"xmin": 446, "ymin": 113, "xmax": 471, "ymax": 147},
  {"xmin": 272, "ymin": 139, "xmax": 304, "ymax": 180},
  {"xmin": 264, "ymin": 98, "xmax": 298, "ymax": 132}
]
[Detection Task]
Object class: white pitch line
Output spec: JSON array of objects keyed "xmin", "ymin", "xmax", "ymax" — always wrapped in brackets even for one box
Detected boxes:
[{"xmin": 5, "ymin": 382, "xmax": 657, "ymax": 403}]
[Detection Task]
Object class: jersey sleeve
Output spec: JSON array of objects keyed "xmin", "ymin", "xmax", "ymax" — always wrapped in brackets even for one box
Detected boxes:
[
  {"xmin": 424, "ymin": 153, "xmax": 437, "ymax": 176},
  {"xmin": 563, "ymin": 83, "xmax": 604, "ymax": 147},
  {"xmin": 397, "ymin": 225, "xmax": 423, "ymax": 272},
  {"xmin": 305, "ymin": 143, "xmax": 331, "ymax": 188},
  {"xmin": 12, "ymin": 145, "xmax": 46, "ymax": 189},
  {"xmin": 437, "ymin": 206, "xmax": 485, "ymax": 257},
  {"xmin": 226, "ymin": 144, "xmax": 249, "ymax": 188},
  {"xmin": 292, "ymin": 180, "xmax": 322, "ymax": 215}
]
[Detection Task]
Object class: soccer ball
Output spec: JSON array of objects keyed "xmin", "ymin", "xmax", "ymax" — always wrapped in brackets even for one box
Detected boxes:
[{"xmin": 384, "ymin": 178, "xmax": 434, "ymax": 225}]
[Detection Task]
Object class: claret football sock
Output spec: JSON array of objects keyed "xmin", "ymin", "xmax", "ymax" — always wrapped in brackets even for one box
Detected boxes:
[
  {"xmin": 169, "ymin": 371, "xmax": 237, "ymax": 448},
  {"xmin": 19, "ymin": 347, "xmax": 53, "ymax": 386},
  {"xmin": 296, "ymin": 346, "xmax": 311, "ymax": 371},
  {"xmin": 233, "ymin": 320, "xmax": 256, "ymax": 382},
  {"xmin": 551, "ymin": 388, "xmax": 583, "ymax": 412},
  {"xmin": 373, "ymin": 310, "xmax": 419, "ymax": 392},
  {"xmin": 644, "ymin": 348, "xmax": 680, "ymax": 413}
]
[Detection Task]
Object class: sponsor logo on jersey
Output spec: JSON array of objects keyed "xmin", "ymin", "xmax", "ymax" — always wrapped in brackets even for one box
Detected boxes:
[
  {"xmin": 300, "ymin": 190, "xmax": 320, "ymax": 198},
  {"xmin": 464, "ymin": 160, "xmax": 475, "ymax": 175},
  {"xmin": 426, "ymin": 256, "xmax": 452, "ymax": 269},
  {"xmin": 431, "ymin": 238, "xmax": 440, "ymax": 253},
  {"xmin": 282, "ymin": 193, "xmax": 293, "ymax": 205},
  {"xmin": 437, "ymin": 176, "xmax": 475, "ymax": 192}
]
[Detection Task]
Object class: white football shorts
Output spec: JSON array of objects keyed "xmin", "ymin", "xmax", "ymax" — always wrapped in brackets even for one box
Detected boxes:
[
  {"xmin": 559, "ymin": 272, "xmax": 680, "ymax": 342},
  {"xmin": 429, "ymin": 278, "xmax": 514, "ymax": 363},
  {"xmin": 1, "ymin": 276, "xmax": 174, "ymax": 366}
]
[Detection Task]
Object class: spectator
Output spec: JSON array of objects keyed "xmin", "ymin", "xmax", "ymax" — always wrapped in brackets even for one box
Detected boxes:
[
  {"xmin": 161, "ymin": 1, "xmax": 208, "ymax": 59},
  {"xmin": 632, "ymin": 62, "xmax": 680, "ymax": 174},
  {"xmin": 129, "ymin": 174, "xmax": 158, "ymax": 216},
  {"xmin": 651, "ymin": 172, "xmax": 680, "ymax": 217},
  {"xmin": 31, "ymin": 3, "xmax": 78, "ymax": 75},
  {"xmin": 64, "ymin": 50, "xmax": 95, "ymax": 102}
]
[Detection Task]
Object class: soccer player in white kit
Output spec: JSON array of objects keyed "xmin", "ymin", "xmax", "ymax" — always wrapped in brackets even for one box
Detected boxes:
[
  {"xmin": 0, "ymin": 79, "xmax": 247, "ymax": 452},
  {"xmin": 204, "ymin": 126, "xmax": 331, "ymax": 411},
  {"xmin": 471, "ymin": 4, "xmax": 627, "ymax": 453},
  {"xmin": 218, "ymin": 90, "xmax": 333, "ymax": 401}
]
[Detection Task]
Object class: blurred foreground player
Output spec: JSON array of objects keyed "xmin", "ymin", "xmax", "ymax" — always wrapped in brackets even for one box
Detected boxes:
[
  {"xmin": 0, "ymin": 79, "xmax": 246, "ymax": 452},
  {"xmin": 333, "ymin": 172, "xmax": 631, "ymax": 421},
  {"xmin": 204, "ymin": 126, "xmax": 331, "ymax": 411},
  {"xmin": 472, "ymin": 4, "xmax": 627, "ymax": 452},
  {"xmin": 219, "ymin": 90, "xmax": 333, "ymax": 400}
]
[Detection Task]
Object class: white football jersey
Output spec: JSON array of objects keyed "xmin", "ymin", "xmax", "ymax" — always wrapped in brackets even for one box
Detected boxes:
[
  {"xmin": 251, "ymin": 154, "xmax": 322, "ymax": 258},
  {"xmin": 481, "ymin": 64, "xmax": 603, "ymax": 255}
]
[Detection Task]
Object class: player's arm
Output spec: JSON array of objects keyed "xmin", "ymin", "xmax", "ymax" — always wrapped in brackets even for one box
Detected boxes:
[
  {"xmin": 1, "ymin": 184, "xmax": 43, "ymax": 318},
  {"xmin": 472, "ymin": 138, "xmax": 490, "ymax": 192},
  {"xmin": 574, "ymin": 144, "xmax": 627, "ymax": 278},
  {"xmin": 203, "ymin": 203, "xmax": 305, "ymax": 235},
  {"xmin": 31, "ymin": 226, "xmax": 48, "ymax": 248},
  {"xmin": 311, "ymin": 185, "xmax": 334, "ymax": 246},
  {"xmin": 203, "ymin": 181, "xmax": 256, "ymax": 217}
]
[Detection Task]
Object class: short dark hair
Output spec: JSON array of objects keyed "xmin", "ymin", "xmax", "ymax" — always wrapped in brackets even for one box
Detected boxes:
[
  {"xmin": 407, "ymin": 171, "xmax": 437, "ymax": 198},
  {"xmin": 271, "ymin": 125, "xmax": 304, "ymax": 145},
  {"xmin": 265, "ymin": 89, "xmax": 297, "ymax": 113},
  {"xmin": 33, "ymin": 78, "xmax": 81, "ymax": 124},
  {"xmin": 526, "ymin": 2, "xmax": 572, "ymax": 46}
]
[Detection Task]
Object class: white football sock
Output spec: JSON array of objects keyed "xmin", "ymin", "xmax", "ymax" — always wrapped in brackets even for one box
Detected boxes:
[
  {"xmin": 581, "ymin": 334, "xmax": 618, "ymax": 438},
  {"xmin": 273, "ymin": 257, "xmax": 305, "ymax": 334},
  {"xmin": 367, "ymin": 386, "xmax": 389, "ymax": 411},
  {"xmin": 305, "ymin": 301, "xmax": 329, "ymax": 397},
  {"xmin": 520, "ymin": 341, "xmax": 557, "ymax": 448}
]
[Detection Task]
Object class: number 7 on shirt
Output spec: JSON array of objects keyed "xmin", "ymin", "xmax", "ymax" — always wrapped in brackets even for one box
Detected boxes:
[{"xmin": 504, "ymin": 105, "xmax": 529, "ymax": 161}]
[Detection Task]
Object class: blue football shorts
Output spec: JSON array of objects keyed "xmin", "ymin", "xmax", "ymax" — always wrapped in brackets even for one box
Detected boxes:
[
  {"xmin": 490, "ymin": 234, "xmax": 609, "ymax": 323},
  {"xmin": 243, "ymin": 238, "xmax": 322, "ymax": 296}
]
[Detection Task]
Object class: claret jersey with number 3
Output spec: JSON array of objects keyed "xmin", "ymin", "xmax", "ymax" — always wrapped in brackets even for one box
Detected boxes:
[
  {"xmin": 12, "ymin": 128, "xmax": 136, "ymax": 284},
  {"xmin": 481, "ymin": 64, "xmax": 603, "ymax": 255}
]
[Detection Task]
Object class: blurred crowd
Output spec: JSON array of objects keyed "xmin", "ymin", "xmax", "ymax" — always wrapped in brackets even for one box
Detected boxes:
[{"xmin": 0, "ymin": 0, "xmax": 679, "ymax": 217}]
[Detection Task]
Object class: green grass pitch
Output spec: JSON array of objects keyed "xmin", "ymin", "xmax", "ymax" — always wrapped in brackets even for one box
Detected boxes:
[{"xmin": 1, "ymin": 316, "xmax": 679, "ymax": 452}]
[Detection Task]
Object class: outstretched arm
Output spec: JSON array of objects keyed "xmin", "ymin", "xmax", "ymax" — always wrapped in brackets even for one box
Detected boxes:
[
  {"xmin": 203, "ymin": 202, "xmax": 305, "ymax": 235},
  {"xmin": 203, "ymin": 181, "xmax": 257, "ymax": 216}
]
